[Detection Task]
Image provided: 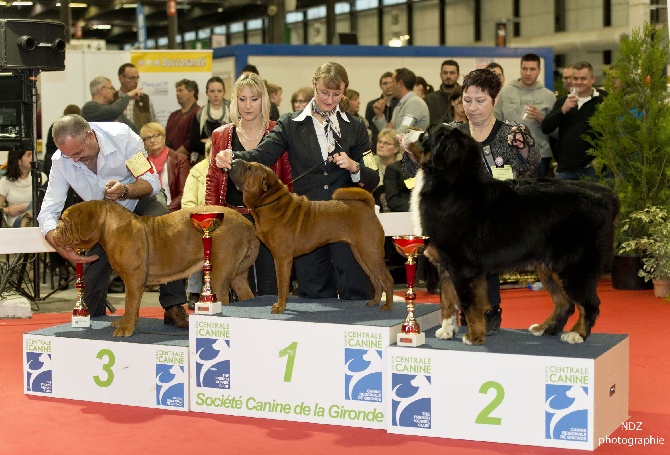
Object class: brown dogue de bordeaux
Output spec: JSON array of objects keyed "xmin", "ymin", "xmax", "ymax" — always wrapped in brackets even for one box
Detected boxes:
[
  {"xmin": 52, "ymin": 200, "xmax": 259, "ymax": 336},
  {"xmin": 228, "ymin": 159, "xmax": 394, "ymax": 314}
]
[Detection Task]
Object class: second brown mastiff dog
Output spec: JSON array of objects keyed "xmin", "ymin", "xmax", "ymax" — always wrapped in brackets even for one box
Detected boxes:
[
  {"xmin": 228, "ymin": 159, "xmax": 394, "ymax": 314},
  {"xmin": 52, "ymin": 200, "xmax": 259, "ymax": 336}
]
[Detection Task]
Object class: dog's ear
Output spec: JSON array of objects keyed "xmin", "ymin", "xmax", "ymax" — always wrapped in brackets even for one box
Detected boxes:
[
  {"xmin": 429, "ymin": 124, "xmax": 464, "ymax": 172},
  {"xmin": 72, "ymin": 201, "xmax": 105, "ymax": 246}
]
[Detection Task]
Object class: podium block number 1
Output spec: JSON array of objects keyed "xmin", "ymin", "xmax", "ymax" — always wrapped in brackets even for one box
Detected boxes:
[
  {"xmin": 278, "ymin": 342, "xmax": 298, "ymax": 382},
  {"xmin": 475, "ymin": 381, "xmax": 504, "ymax": 425},
  {"xmin": 93, "ymin": 348, "xmax": 116, "ymax": 388}
]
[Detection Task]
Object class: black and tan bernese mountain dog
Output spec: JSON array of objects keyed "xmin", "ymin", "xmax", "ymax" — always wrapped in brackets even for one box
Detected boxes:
[{"xmin": 406, "ymin": 124, "xmax": 619, "ymax": 345}]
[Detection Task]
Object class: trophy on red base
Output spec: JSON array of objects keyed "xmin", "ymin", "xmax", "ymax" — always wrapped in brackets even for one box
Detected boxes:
[
  {"xmin": 191, "ymin": 212, "xmax": 225, "ymax": 315},
  {"xmin": 392, "ymin": 235, "xmax": 428, "ymax": 346},
  {"xmin": 71, "ymin": 249, "xmax": 90, "ymax": 327}
]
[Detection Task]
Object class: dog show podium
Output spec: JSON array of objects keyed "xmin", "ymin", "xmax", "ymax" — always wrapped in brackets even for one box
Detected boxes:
[
  {"xmin": 188, "ymin": 296, "xmax": 441, "ymax": 429},
  {"xmin": 385, "ymin": 330, "xmax": 629, "ymax": 451},
  {"xmin": 23, "ymin": 318, "xmax": 190, "ymax": 411},
  {"xmin": 22, "ymin": 296, "xmax": 629, "ymax": 451}
]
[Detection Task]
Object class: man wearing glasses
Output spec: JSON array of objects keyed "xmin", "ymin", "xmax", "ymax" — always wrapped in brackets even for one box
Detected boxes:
[
  {"xmin": 37, "ymin": 114, "xmax": 189, "ymax": 328},
  {"xmin": 81, "ymin": 76, "xmax": 143, "ymax": 134},
  {"xmin": 117, "ymin": 63, "xmax": 157, "ymax": 131}
]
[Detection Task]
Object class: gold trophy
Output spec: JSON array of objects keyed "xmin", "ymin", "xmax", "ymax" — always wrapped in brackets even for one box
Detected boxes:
[
  {"xmin": 392, "ymin": 236, "xmax": 428, "ymax": 347},
  {"xmin": 71, "ymin": 249, "xmax": 90, "ymax": 327},
  {"xmin": 191, "ymin": 212, "xmax": 225, "ymax": 314}
]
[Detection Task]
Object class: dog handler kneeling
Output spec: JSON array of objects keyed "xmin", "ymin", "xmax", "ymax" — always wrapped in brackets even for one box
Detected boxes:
[{"xmin": 38, "ymin": 114, "xmax": 189, "ymax": 328}]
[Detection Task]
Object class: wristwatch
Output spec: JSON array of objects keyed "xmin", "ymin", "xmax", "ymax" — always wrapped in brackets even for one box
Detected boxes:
[
  {"xmin": 119, "ymin": 184, "xmax": 129, "ymax": 200},
  {"xmin": 350, "ymin": 161, "xmax": 360, "ymax": 175}
]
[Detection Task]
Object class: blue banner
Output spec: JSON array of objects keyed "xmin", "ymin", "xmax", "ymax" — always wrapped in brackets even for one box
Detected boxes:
[{"xmin": 136, "ymin": 3, "xmax": 147, "ymax": 49}]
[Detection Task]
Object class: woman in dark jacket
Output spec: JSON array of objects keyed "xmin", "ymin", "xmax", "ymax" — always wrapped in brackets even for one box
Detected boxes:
[{"xmin": 212, "ymin": 62, "xmax": 380, "ymax": 301}]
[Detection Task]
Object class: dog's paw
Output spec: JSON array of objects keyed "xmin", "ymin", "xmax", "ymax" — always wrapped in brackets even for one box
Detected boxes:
[
  {"xmin": 270, "ymin": 302, "xmax": 286, "ymax": 314},
  {"xmin": 367, "ymin": 298, "xmax": 380, "ymax": 308},
  {"xmin": 529, "ymin": 324, "xmax": 545, "ymax": 336},
  {"xmin": 435, "ymin": 317, "xmax": 457, "ymax": 339},
  {"xmin": 560, "ymin": 332, "xmax": 584, "ymax": 344},
  {"xmin": 112, "ymin": 325, "xmax": 135, "ymax": 337},
  {"xmin": 462, "ymin": 333, "xmax": 485, "ymax": 345}
]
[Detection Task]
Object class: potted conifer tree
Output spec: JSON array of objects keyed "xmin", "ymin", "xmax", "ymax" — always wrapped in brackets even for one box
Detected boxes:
[{"xmin": 588, "ymin": 23, "xmax": 670, "ymax": 289}]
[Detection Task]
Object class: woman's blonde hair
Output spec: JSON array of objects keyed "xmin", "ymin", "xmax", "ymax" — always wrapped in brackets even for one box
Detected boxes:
[
  {"xmin": 140, "ymin": 122, "xmax": 166, "ymax": 138},
  {"xmin": 377, "ymin": 128, "xmax": 400, "ymax": 148},
  {"xmin": 229, "ymin": 73, "xmax": 270, "ymax": 127},
  {"xmin": 312, "ymin": 62, "xmax": 350, "ymax": 112}
]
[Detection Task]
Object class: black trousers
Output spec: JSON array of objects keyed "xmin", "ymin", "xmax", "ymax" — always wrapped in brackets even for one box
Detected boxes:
[
  {"xmin": 248, "ymin": 241, "xmax": 278, "ymax": 296},
  {"xmin": 294, "ymin": 242, "xmax": 375, "ymax": 301},
  {"xmin": 84, "ymin": 196, "xmax": 186, "ymax": 317}
]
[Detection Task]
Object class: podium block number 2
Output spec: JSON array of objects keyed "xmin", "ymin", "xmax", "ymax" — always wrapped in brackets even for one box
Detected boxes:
[
  {"xmin": 93, "ymin": 348, "xmax": 116, "ymax": 388},
  {"xmin": 475, "ymin": 381, "xmax": 504, "ymax": 425},
  {"xmin": 278, "ymin": 342, "xmax": 298, "ymax": 382}
]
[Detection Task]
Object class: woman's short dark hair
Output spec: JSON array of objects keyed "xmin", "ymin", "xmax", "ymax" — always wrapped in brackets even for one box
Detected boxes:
[{"xmin": 462, "ymin": 68, "xmax": 502, "ymax": 100}]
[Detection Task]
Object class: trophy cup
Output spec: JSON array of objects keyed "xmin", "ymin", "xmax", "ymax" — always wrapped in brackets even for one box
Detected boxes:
[
  {"xmin": 71, "ymin": 249, "xmax": 90, "ymax": 327},
  {"xmin": 191, "ymin": 212, "xmax": 225, "ymax": 315},
  {"xmin": 392, "ymin": 235, "xmax": 429, "ymax": 347}
]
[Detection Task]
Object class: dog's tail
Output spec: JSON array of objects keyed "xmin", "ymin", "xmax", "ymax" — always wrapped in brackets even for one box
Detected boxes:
[{"xmin": 332, "ymin": 188, "xmax": 375, "ymax": 208}]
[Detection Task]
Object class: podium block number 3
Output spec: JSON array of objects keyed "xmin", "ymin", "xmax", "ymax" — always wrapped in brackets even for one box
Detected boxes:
[
  {"xmin": 93, "ymin": 348, "xmax": 116, "ymax": 388},
  {"xmin": 278, "ymin": 342, "xmax": 298, "ymax": 382},
  {"xmin": 475, "ymin": 381, "xmax": 504, "ymax": 425}
]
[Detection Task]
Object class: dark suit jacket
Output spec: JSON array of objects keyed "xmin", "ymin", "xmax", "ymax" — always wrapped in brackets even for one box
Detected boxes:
[{"xmin": 234, "ymin": 111, "xmax": 378, "ymax": 201}]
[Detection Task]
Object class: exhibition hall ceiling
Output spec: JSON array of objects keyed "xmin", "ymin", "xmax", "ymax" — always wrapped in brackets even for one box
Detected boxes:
[{"xmin": 0, "ymin": 0, "xmax": 324, "ymax": 46}]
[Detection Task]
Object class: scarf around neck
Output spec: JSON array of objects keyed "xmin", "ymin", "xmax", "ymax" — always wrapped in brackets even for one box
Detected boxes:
[
  {"xmin": 198, "ymin": 101, "xmax": 230, "ymax": 136},
  {"xmin": 312, "ymin": 100, "xmax": 341, "ymax": 155},
  {"xmin": 148, "ymin": 147, "xmax": 169, "ymax": 185}
]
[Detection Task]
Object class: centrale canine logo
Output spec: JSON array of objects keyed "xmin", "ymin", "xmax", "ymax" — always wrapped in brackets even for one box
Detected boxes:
[
  {"xmin": 545, "ymin": 384, "xmax": 589, "ymax": 441},
  {"xmin": 390, "ymin": 373, "xmax": 431, "ymax": 428},
  {"xmin": 25, "ymin": 352, "xmax": 53, "ymax": 394},
  {"xmin": 195, "ymin": 337, "xmax": 231, "ymax": 389},
  {"xmin": 155, "ymin": 364, "xmax": 185, "ymax": 408},
  {"xmin": 344, "ymin": 348, "xmax": 383, "ymax": 402}
]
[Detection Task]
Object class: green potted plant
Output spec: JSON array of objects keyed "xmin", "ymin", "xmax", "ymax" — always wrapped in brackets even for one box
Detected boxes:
[
  {"xmin": 619, "ymin": 206, "xmax": 670, "ymax": 299},
  {"xmin": 588, "ymin": 23, "xmax": 670, "ymax": 289}
]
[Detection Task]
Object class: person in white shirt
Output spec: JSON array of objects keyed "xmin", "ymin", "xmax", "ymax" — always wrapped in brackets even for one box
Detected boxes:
[{"xmin": 37, "ymin": 114, "xmax": 189, "ymax": 326}]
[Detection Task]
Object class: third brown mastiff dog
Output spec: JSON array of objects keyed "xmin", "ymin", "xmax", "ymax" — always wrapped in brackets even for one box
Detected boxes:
[
  {"xmin": 228, "ymin": 159, "xmax": 394, "ymax": 314},
  {"xmin": 52, "ymin": 200, "xmax": 259, "ymax": 336}
]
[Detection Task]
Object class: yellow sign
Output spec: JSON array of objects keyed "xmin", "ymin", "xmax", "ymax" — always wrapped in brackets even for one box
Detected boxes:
[{"xmin": 131, "ymin": 50, "xmax": 213, "ymax": 73}]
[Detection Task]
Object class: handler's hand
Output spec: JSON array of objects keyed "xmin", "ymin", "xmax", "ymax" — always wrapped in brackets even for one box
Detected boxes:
[
  {"xmin": 45, "ymin": 231, "xmax": 98, "ymax": 264},
  {"xmin": 507, "ymin": 126, "xmax": 528, "ymax": 150},
  {"xmin": 59, "ymin": 247, "xmax": 98, "ymax": 264},
  {"xmin": 215, "ymin": 149, "xmax": 233, "ymax": 170},
  {"xmin": 330, "ymin": 151, "xmax": 357, "ymax": 173},
  {"xmin": 103, "ymin": 180, "xmax": 125, "ymax": 201}
]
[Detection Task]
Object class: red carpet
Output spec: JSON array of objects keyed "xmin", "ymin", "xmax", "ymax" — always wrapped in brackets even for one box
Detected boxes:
[{"xmin": 1, "ymin": 278, "xmax": 668, "ymax": 454}]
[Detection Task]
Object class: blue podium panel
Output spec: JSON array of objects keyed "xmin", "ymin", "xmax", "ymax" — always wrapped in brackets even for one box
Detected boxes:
[
  {"xmin": 189, "ymin": 296, "xmax": 441, "ymax": 429},
  {"xmin": 24, "ymin": 317, "xmax": 190, "ymax": 411},
  {"xmin": 386, "ymin": 329, "xmax": 629, "ymax": 451}
]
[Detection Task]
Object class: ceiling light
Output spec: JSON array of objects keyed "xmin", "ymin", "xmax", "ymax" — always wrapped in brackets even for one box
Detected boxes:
[
  {"xmin": 121, "ymin": 3, "xmax": 137, "ymax": 8},
  {"xmin": 11, "ymin": 1, "xmax": 34, "ymax": 5},
  {"xmin": 91, "ymin": 24, "xmax": 112, "ymax": 30},
  {"xmin": 56, "ymin": 2, "xmax": 88, "ymax": 6}
]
